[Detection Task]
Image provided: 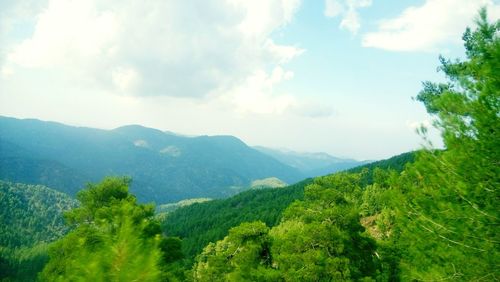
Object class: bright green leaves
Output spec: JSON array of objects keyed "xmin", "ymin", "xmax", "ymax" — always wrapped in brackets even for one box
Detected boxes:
[
  {"xmin": 193, "ymin": 174, "xmax": 382, "ymax": 281},
  {"xmin": 193, "ymin": 221, "xmax": 277, "ymax": 282},
  {"xmin": 396, "ymin": 10, "xmax": 500, "ymax": 280},
  {"xmin": 417, "ymin": 9, "xmax": 499, "ymax": 149},
  {"xmin": 40, "ymin": 177, "xmax": 168, "ymax": 282}
]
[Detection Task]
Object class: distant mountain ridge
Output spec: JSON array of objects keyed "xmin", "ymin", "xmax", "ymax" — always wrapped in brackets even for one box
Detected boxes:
[
  {"xmin": 0, "ymin": 116, "xmax": 304, "ymax": 203},
  {"xmin": 161, "ymin": 150, "xmax": 415, "ymax": 260},
  {"xmin": 254, "ymin": 146, "xmax": 370, "ymax": 177}
]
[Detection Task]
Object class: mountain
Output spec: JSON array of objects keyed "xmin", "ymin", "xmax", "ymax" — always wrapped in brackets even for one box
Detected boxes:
[
  {"xmin": 0, "ymin": 181, "xmax": 77, "ymax": 248},
  {"xmin": 161, "ymin": 179, "xmax": 312, "ymax": 259},
  {"xmin": 0, "ymin": 181, "xmax": 77, "ymax": 281},
  {"xmin": 0, "ymin": 116, "xmax": 304, "ymax": 203},
  {"xmin": 254, "ymin": 146, "xmax": 370, "ymax": 177},
  {"xmin": 160, "ymin": 150, "xmax": 416, "ymax": 261},
  {"xmin": 347, "ymin": 151, "xmax": 416, "ymax": 186}
]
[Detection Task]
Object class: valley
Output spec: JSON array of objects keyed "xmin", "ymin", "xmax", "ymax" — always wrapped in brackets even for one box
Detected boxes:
[{"xmin": 0, "ymin": 6, "xmax": 498, "ymax": 282}]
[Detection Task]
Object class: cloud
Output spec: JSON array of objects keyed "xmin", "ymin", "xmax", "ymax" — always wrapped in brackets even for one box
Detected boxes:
[
  {"xmin": 324, "ymin": 0, "xmax": 343, "ymax": 18},
  {"xmin": 215, "ymin": 65, "xmax": 333, "ymax": 118},
  {"xmin": 362, "ymin": 0, "xmax": 500, "ymax": 52},
  {"xmin": 222, "ymin": 66, "xmax": 297, "ymax": 115},
  {"xmin": 324, "ymin": 0, "xmax": 372, "ymax": 34},
  {"xmin": 2, "ymin": 0, "xmax": 303, "ymax": 101}
]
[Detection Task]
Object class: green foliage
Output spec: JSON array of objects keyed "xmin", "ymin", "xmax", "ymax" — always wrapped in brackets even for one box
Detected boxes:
[
  {"xmin": 0, "ymin": 244, "xmax": 50, "ymax": 282},
  {"xmin": 192, "ymin": 174, "xmax": 384, "ymax": 281},
  {"xmin": 0, "ymin": 181, "xmax": 77, "ymax": 248},
  {"xmin": 270, "ymin": 174, "xmax": 381, "ymax": 281},
  {"xmin": 3, "ymin": 9, "xmax": 497, "ymax": 282},
  {"xmin": 0, "ymin": 181, "xmax": 77, "ymax": 281},
  {"xmin": 162, "ymin": 179, "xmax": 311, "ymax": 261},
  {"xmin": 188, "ymin": 12, "xmax": 499, "ymax": 281},
  {"xmin": 347, "ymin": 151, "xmax": 416, "ymax": 186},
  {"xmin": 395, "ymin": 10, "xmax": 500, "ymax": 280},
  {"xmin": 40, "ymin": 177, "xmax": 179, "ymax": 281},
  {"xmin": 193, "ymin": 222, "xmax": 278, "ymax": 281}
]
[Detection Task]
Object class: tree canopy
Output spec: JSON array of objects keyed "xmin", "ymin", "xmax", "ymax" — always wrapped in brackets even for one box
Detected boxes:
[
  {"xmin": 2, "ymin": 8, "xmax": 497, "ymax": 282},
  {"xmin": 396, "ymin": 9, "xmax": 499, "ymax": 280},
  {"xmin": 40, "ymin": 177, "xmax": 183, "ymax": 281}
]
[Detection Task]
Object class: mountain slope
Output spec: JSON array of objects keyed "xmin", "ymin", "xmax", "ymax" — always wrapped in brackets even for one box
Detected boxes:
[
  {"xmin": 0, "ymin": 116, "xmax": 304, "ymax": 203},
  {"xmin": 160, "ymin": 151, "xmax": 416, "ymax": 261},
  {"xmin": 0, "ymin": 181, "xmax": 77, "ymax": 281},
  {"xmin": 347, "ymin": 151, "xmax": 416, "ymax": 185},
  {"xmin": 255, "ymin": 146, "xmax": 369, "ymax": 177},
  {"xmin": 0, "ymin": 181, "xmax": 77, "ymax": 248},
  {"xmin": 161, "ymin": 179, "xmax": 312, "ymax": 259}
]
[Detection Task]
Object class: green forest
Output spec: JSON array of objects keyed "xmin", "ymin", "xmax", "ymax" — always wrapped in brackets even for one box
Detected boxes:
[{"xmin": 1, "ymin": 10, "xmax": 498, "ymax": 282}]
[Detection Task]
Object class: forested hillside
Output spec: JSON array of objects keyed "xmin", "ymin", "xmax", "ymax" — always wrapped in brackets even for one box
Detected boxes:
[
  {"xmin": 347, "ymin": 151, "xmax": 416, "ymax": 186},
  {"xmin": 39, "ymin": 177, "xmax": 184, "ymax": 281},
  {"xmin": 0, "ymin": 118, "xmax": 304, "ymax": 203},
  {"xmin": 187, "ymin": 11, "xmax": 499, "ymax": 280},
  {"xmin": 192, "ymin": 173, "xmax": 386, "ymax": 280},
  {"xmin": 0, "ymin": 181, "xmax": 77, "ymax": 281},
  {"xmin": 0, "ymin": 139, "xmax": 88, "ymax": 196},
  {"xmin": 0, "ymin": 181, "xmax": 77, "ymax": 248},
  {"xmin": 162, "ymin": 179, "xmax": 312, "ymax": 260},
  {"xmin": 160, "ymin": 150, "xmax": 416, "ymax": 262},
  {"xmin": 1, "ymin": 8, "xmax": 497, "ymax": 282}
]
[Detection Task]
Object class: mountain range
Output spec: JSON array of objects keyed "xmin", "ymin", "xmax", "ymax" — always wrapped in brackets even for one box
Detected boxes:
[
  {"xmin": 0, "ymin": 116, "xmax": 367, "ymax": 203},
  {"xmin": 254, "ymin": 146, "xmax": 369, "ymax": 177}
]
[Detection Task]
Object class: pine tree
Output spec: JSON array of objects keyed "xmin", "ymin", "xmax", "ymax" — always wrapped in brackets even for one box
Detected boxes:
[
  {"xmin": 394, "ymin": 9, "xmax": 500, "ymax": 280},
  {"xmin": 40, "ymin": 177, "xmax": 165, "ymax": 281}
]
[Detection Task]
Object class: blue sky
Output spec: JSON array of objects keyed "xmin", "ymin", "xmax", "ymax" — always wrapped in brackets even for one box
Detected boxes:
[{"xmin": 0, "ymin": 0, "xmax": 498, "ymax": 160}]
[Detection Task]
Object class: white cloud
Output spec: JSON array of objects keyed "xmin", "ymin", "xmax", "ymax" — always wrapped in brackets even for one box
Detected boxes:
[
  {"xmin": 222, "ymin": 67, "xmax": 297, "ymax": 115},
  {"xmin": 324, "ymin": 0, "xmax": 343, "ymax": 18},
  {"xmin": 2, "ymin": 0, "xmax": 304, "ymax": 106},
  {"xmin": 216, "ymin": 65, "xmax": 333, "ymax": 118},
  {"xmin": 340, "ymin": 8, "xmax": 361, "ymax": 34},
  {"xmin": 111, "ymin": 66, "xmax": 141, "ymax": 93},
  {"xmin": 324, "ymin": 0, "xmax": 372, "ymax": 34},
  {"xmin": 362, "ymin": 0, "xmax": 500, "ymax": 52}
]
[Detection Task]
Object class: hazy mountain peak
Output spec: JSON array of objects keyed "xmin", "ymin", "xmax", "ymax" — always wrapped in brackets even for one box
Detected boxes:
[
  {"xmin": 254, "ymin": 146, "xmax": 368, "ymax": 177},
  {"xmin": 0, "ymin": 116, "xmax": 304, "ymax": 203}
]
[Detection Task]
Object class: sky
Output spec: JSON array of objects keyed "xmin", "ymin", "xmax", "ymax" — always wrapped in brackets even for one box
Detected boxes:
[{"xmin": 0, "ymin": 0, "xmax": 499, "ymax": 160}]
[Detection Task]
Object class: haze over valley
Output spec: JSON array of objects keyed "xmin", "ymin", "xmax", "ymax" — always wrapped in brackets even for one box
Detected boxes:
[
  {"xmin": 0, "ymin": 1, "xmax": 498, "ymax": 281},
  {"xmin": 0, "ymin": 116, "xmax": 370, "ymax": 203}
]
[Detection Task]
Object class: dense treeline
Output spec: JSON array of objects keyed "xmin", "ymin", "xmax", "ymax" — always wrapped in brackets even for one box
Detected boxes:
[
  {"xmin": 162, "ymin": 179, "xmax": 311, "ymax": 260},
  {"xmin": 188, "ymin": 11, "xmax": 499, "ymax": 280},
  {"xmin": 40, "ymin": 177, "xmax": 184, "ymax": 281},
  {"xmin": 2, "ymin": 10, "xmax": 498, "ymax": 281},
  {"xmin": 0, "ymin": 139, "xmax": 88, "ymax": 196},
  {"xmin": 0, "ymin": 181, "xmax": 77, "ymax": 248},
  {"xmin": 191, "ymin": 173, "xmax": 386, "ymax": 281},
  {"xmin": 0, "ymin": 181, "xmax": 77, "ymax": 281},
  {"xmin": 161, "ymin": 150, "xmax": 415, "ymax": 262},
  {"xmin": 347, "ymin": 151, "xmax": 415, "ymax": 186},
  {"xmin": 392, "ymin": 10, "xmax": 499, "ymax": 278}
]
